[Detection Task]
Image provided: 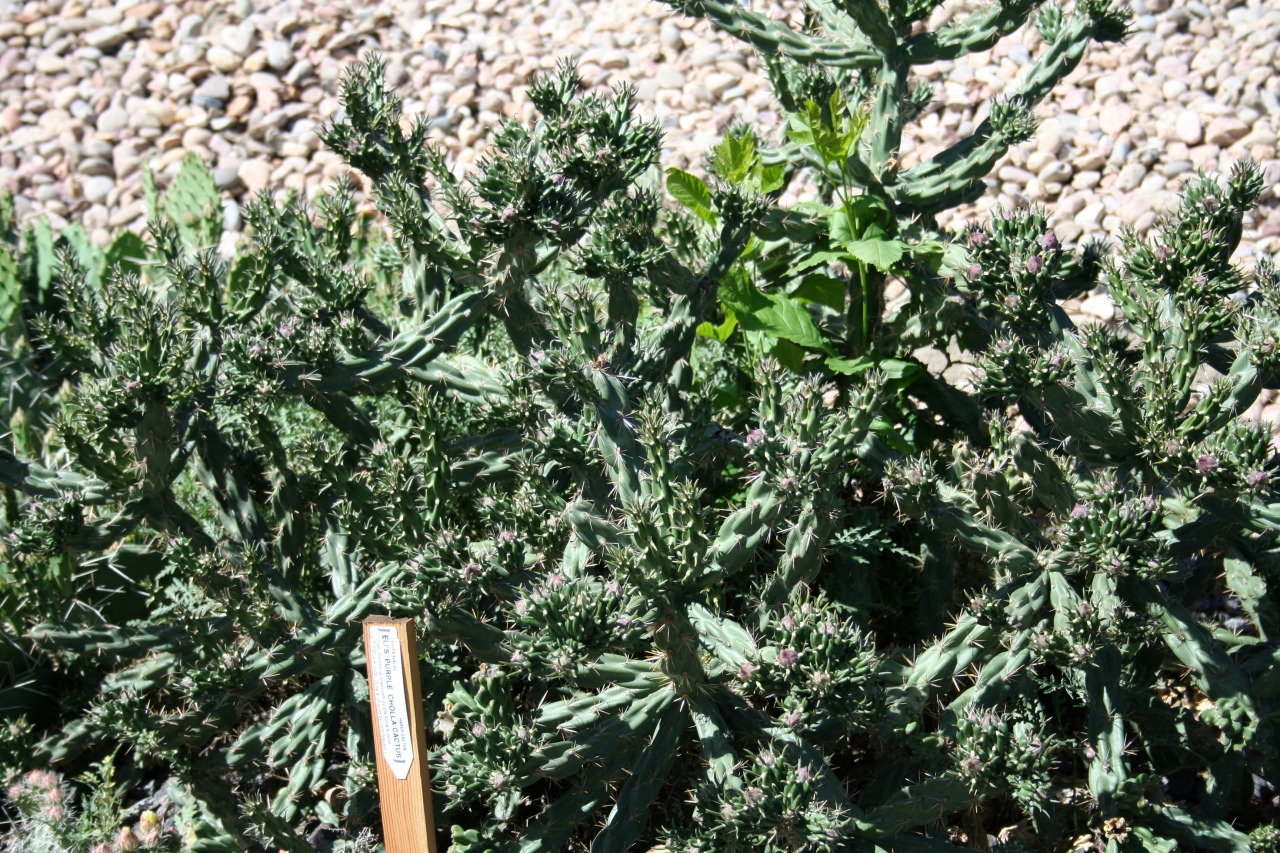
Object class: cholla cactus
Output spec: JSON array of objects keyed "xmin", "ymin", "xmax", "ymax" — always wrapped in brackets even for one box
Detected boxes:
[
  {"xmin": 3, "ymin": 44, "xmax": 1279, "ymax": 853},
  {"xmin": 666, "ymin": 0, "xmax": 1130, "ymax": 217},
  {"xmin": 655, "ymin": 0, "xmax": 1134, "ymax": 419},
  {"xmin": 885, "ymin": 159, "xmax": 1280, "ymax": 847}
]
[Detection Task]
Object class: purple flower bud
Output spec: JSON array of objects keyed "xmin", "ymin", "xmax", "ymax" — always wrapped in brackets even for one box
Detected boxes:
[
  {"xmin": 1071, "ymin": 503, "xmax": 1090, "ymax": 519},
  {"xmin": 471, "ymin": 722, "xmax": 488, "ymax": 738},
  {"xmin": 347, "ymin": 138, "xmax": 359, "ymax": 154},
  {"xmin": 784, "ymin": 710, "xmax": 803, "ymax": 728},
  {"xmin": 777, "ymin": 648, "xmax": 799, "ymax": 668},
  {"xmin": 720, "ymin": 804, "xmax": 737, "ymax": 821},
  {"xmin": 550, "ymin": 173, "xmax": 565, "ymax": 186},
  {"xmin": 1248, "ymin": 470, "xmax": 1269, "ymax": 487},
  {"xmin": 546, "ymin": 570, "xmax": 565, "ymax": 588},
  {"xmin": 605, "ymin": 581, "xmax": 622, "ymax": 595},
  {"xmin": 462, "ymin": 562, "xmax": 482, "ymax": 580},
  {"xmin": 1039, "ymin": 231, "xmax": 1059, "ymax": 251},
  {"xmin": 966, "ymin": 263, "xmax": 984, "ymax": 281},
  {"xmin": 795, "ymin": 766, "xmax": 813, "ymax": 782},
  {"xmin": 780, "ymin": 614, "xmax": 796, "ymax": 631},
  {"xmin": 501, "ymin": 206, "xmax": 517, "ymax": 223},
  {"xmin": 1153, "ymin": 245, "xmax": 1171, "ymax": 262},
  {"xmin": 1005, "ymin": 294, "xmax": 1021, "ymax": 310},
  {"xmin": 745, "ymin": 787, "xmax": 764, "ymax": 804},
  {"xmin": 745, "ymin": 428, "xmax": 766, "ymax": 447},
  {"xmin": 1197, "ymin": 454, "xmax": 1218, "ymax": 474},
  {"xmin": 1026, "ymin": 255, "xmax": 1044, "ymax": 274},
  {"xmin": 498, "ymin": 529, "xmax": 517, "ymax": 543},
  {"xmin": 278, "ymin": 322, "xmax": 295, "ymax": 339},
  {"xmin": 967, "ymin": 230, "xmax": 989, "ymax": 247},
  {"xmin": 737, "ymin": 662, "xmax": 756, "ymax": 680},
  {"xmin": 758, "ymin": 750, "xmax": 776, "ymax": 767}
]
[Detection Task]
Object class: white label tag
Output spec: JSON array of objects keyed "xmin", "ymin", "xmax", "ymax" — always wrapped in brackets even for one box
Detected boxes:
[{"xmin": 369, "ymin": 625, "xmax": 414, "ymax": 780}]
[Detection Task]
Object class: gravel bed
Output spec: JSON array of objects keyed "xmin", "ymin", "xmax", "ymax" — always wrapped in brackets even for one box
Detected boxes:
[{"xmin": 0, "ymin": 0, "xmax": 1279, "ymax": 331}]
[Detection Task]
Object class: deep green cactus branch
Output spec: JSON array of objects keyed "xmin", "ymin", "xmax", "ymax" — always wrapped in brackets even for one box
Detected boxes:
[{"xmin": 669, "ymin": 0, "xmax": 879, "ymax": 67}]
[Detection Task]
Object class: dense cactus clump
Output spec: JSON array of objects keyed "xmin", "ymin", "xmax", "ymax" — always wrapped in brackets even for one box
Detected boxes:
[{"xmin": 2, "ymin": 0, "xmax": 1280, "ymax": 850}]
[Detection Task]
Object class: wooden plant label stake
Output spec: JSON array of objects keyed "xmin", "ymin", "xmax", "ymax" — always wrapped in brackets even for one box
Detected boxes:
[{"xmin": 363, "ymin": 616, "xmax": 438, "ymax": 852}]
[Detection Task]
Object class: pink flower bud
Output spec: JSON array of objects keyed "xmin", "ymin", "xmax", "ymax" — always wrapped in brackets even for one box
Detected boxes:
[{"xmin": 116, "ymin": 827, "xmax": 139, "ymax": 851}]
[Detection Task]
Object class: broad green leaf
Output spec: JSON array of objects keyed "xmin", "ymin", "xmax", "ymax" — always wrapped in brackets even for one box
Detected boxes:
[
  {"xmin": 830, "ymin": 196, "xmax": 891, "ymax": 244},
  {"xmin": 792, "ymin": 250, "xmax": 850, "ymax": 274},
  {"xmin": 104, "ymin": 231, "xmax": 147, "ymax": 281},
  {"xmin": 880, "ymin": 358, "xmax": 924, "ymax": 382},
  {"xmin": 826, "ymin": 356, "xmax": 923, "ymax": 383},
  {"xmin": 794, "ymin": 200, "xmax": 837, "ymax": 217},
  {"xmin": 666, "ymin": 169, "xmax": 717, "ymax": 226},
  {"xmin": 826, "ymin": 355, "xmax": 873, "ymax": 375},
  {"xmin": 772, "ymin": 337, "xmax": 808, "ymax": 371},
  {"xmin": 787, "ymin": 90, "xmax": 868, "ymax": 168},
  {"xmin": 711, "ymin": 132, "xmax": 755, "ymax": 184},
  {"xmin": 696, "ymin": 306, "xmax": 738, "ymax": 343},
  {"xmin": 721, "ymin": 270, "xmax": 833, "ymax": 353},
  {"xmin": 844, "ymin": 238, "xmax": 908, "ymax": 270},
  {"xmin": 792, "ymin": 274, "xmax": 845, "ymax": 310},
  {"xmin": 756, "ymin": 161, "xmax": 785, "ymax": 194},
  {"xmin": 786, "ymin": 109, "xmax": 816, "ymax": 147}
]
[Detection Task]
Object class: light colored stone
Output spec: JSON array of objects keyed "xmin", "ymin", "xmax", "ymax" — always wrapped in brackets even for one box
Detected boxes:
[
  {"xmin": 1076, "ymin": 201, "xmax": 1106, "ymax": 228},
  {"xmin": 238, "ymin": 158, "xmax": 272, "ymax": 194},
  {"xmin": 657, "ymin": 69, "xmax": 685, "ymax": 89},
  {"xmin": 705, "ymin": 72, "xmax": 736, "ymax": 99},
  {"xmin": 97, "ymin": 107, "xmax": 129, "ymax": 135},
  {"xmin": 1039, "ymin": 161, "xmax": 1073, "ymax": 183},
  {"xmin": 1175, "ymin": 111, "xmax": 1203, "ymax": 145},
  {"xmin": 1099, "ymin": 102, "xmax": 1133, "ymax": 136},
  {"xmin": 1204, "ymin": 116, "xmax": 1249, "ymax": 147},
  {"xmin": 85, "ymin": 25, "xmax": 127, "ymax": 50},
  {"xmin": 207, "ymin": 46, "xmax": 240, "ymax": 73},
  {"xmin": 1080, "ymin": 293, "xmax": 1116, "ymax": 321},
  {"xmin": 1115, "ymin": 162, "xmax": 1146, "ymax": 192},
  {"xmin": 265, "ymin": 40, "xmax": 293, "ymax": 72},
  {"xmin": 80, "ymin": 175, "xmax": 114, "ymax": 204},
  {"xmin": 220, "ymin": 25, "xmax": 254, "ymax": 56}
]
